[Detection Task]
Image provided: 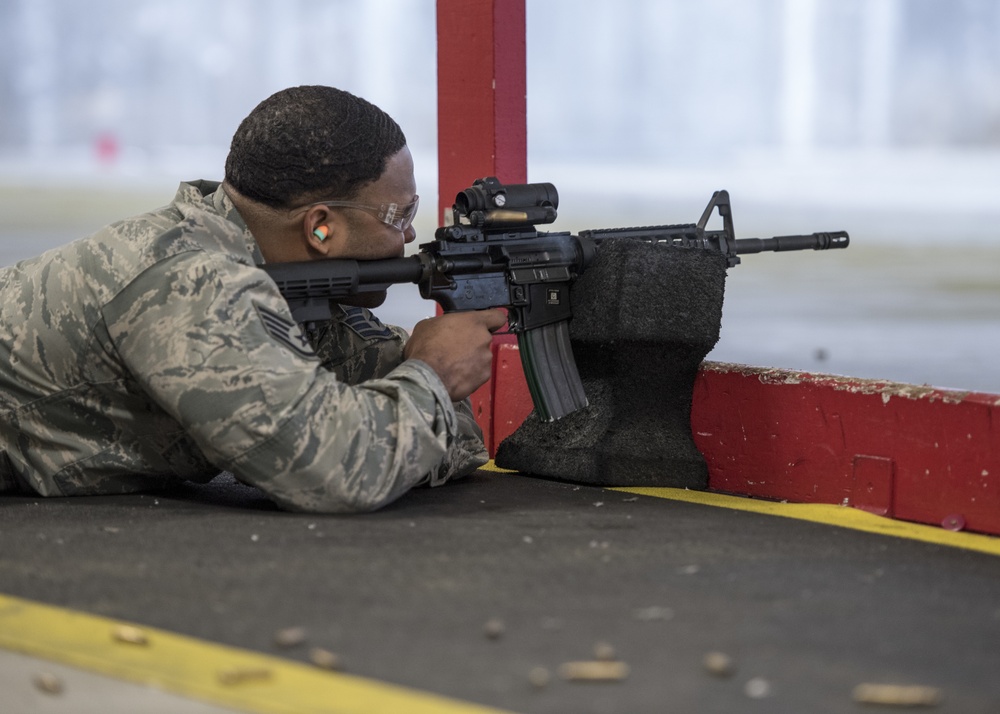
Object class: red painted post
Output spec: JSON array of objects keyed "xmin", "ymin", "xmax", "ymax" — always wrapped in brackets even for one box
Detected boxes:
[{"xmin": 436, "ymin": 0, "xmax": 527, "ymax": 454}]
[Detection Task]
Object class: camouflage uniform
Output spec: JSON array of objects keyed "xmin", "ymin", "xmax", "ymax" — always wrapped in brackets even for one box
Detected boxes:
[{"xmin": 0, "ymin": 181, "xmax": 486, "ymax": 512}]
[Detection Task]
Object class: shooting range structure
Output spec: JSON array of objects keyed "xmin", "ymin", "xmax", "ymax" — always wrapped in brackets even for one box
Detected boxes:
[{"xmin": 438, "ymin": 0, "xmax": 1000, "ymax": 536}]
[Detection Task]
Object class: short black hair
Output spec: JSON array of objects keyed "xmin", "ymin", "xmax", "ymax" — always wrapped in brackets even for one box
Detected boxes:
[{"xmin": 225, "ymin": 85, "xmax": 406, "ymax": 209}]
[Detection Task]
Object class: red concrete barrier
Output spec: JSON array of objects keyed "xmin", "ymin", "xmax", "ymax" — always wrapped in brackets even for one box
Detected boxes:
[
  {"xmin": 692, "ymin": 362, "xmax": 1000, "ymax": 535},
  {"xmin": 478, "ymin": 344, "xmax": 1000, "ymax": 537}
]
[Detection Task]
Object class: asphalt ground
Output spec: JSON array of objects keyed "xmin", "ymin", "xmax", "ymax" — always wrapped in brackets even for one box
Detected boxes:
[{"xmin": 2, "ymin": 469, "xmax": 1000, "ymax": 714}]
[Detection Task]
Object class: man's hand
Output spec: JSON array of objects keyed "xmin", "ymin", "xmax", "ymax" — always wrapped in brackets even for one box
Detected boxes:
[{"xmin": 404, "ymin": 309, "xmax": 507, "ymax": 401}]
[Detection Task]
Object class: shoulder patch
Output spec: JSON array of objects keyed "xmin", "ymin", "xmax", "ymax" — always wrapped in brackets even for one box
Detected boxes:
[
  {"xmin": 342, "ymin": 307, "xmax": 394, "ymax": 341},
  {"xmin": 254, "ymin": 302, "xmax": 317, "ymax": 359}
]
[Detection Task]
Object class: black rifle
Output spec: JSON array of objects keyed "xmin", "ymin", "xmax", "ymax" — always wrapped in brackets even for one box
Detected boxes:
[{"xmin": 262, "ymin": 177, "xmax": 849, "ymax": 421}]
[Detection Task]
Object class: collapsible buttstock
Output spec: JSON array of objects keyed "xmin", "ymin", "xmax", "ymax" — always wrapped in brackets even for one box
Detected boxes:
[{"xmin": 517, "ymin": 321, "xmax": 588, "ymax": 421}]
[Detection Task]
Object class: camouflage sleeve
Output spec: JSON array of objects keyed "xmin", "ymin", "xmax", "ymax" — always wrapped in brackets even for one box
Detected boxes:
[
  {"xmin": 307, "ymin": 307, "xmax": 488, "ymax": 486},
  {"xmin": 102, "ymin": 252, "xmax": 459, "ymax": 513},
  {"xmin": 421, "ymin": 397, "xmax": 488, "ymax": 486}
]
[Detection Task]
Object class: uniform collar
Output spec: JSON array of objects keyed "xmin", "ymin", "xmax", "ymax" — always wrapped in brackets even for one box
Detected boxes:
[
  {"xmin": 174, "ymin": 180, "xmax": 264, "ymax": 264},
  {"xmin": 211, "ymin": 184, "xmax": 264, "ymax": 264}
]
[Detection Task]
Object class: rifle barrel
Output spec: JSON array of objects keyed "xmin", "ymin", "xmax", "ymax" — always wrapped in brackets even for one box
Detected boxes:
[{"xmin": 735, "ymin": 231, "xmax": 849, "ymax": 255}]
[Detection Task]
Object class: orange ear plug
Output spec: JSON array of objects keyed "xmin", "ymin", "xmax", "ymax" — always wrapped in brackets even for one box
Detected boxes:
[{"xmin": 312, "ymin": 225, "xmax": 329, "ymax": 241}]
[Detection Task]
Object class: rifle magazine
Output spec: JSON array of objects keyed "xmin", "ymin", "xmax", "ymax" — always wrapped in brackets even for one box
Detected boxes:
[{"xmin": 518, "ymin": 321, "xmax": 588, "ymax": 422}]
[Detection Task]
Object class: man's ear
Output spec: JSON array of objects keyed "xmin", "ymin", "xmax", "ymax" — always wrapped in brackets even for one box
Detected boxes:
[
  {"xmin": 303, "ymin": 205, "xmax": 345, "ymax": 257},
  {"xmin": 306, "ymin": 223, "xmax": 333, "ymax": 256}
]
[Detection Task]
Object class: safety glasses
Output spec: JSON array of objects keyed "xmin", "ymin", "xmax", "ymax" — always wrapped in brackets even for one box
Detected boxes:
[{"xmin": 291, "ymin": 196, "xmax": 420, "ymax": 232}]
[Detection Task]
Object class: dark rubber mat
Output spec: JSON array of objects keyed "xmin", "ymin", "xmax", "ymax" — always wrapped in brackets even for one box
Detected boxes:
[{"xmin": 2, "ymin": 471, "xmax": 999, "ymax": 713}]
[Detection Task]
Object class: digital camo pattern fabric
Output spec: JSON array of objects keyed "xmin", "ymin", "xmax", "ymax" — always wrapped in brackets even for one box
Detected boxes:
[
  {"xmin": 306, "ymin": 307, "xmax": 487, "ymax": 487},
  {"xmin": 0, "ymin": 181, "xmax": 484, "ymax": 511}
]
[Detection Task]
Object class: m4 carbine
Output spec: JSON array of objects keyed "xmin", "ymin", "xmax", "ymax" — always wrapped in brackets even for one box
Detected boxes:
[{"xmin": 262, "ymin": 177, "xmax": 849, "ymax": 421}]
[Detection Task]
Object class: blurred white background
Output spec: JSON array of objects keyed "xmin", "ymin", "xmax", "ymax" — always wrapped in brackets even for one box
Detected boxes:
[{"xmin": 1, "ymin": 0, "xmax": 998, "ymax": 391}]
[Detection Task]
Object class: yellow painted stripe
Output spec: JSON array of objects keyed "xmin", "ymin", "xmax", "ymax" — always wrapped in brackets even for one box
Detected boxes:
[
  {"xmin": 0, "ymin": 593, "xmax": 514, "ymax": 714},
  {"xmin": 479, "ymin": 461, "xmax": 517, "ymax": 473},
  {"xmin": 481, "ymin": 462, "xmax": 1000, "ymax": 557},
  {"xmin": 612, "ymin": 486, "xmax": 1000, "ymax": 557}
]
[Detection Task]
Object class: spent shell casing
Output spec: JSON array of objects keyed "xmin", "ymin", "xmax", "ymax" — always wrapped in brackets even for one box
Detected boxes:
[
  {"xmin": 217, "ymin": 665, "xmax": 272, "ymax": 685},
  {"xmin": 33, "ymin": 672, "xmax": 64, "ymax": 695},
  {"xmin": 702, "ymin": 651, "xmax": 736, "ymax": 677},
  {"xmin": 852, "ymin": 683, "xmax": 943, "ymax": 707},
  {"xmin": 527, "ymin": 666, "xmax": 551, "ymax": 689},
  {"xmin": 112, "ymin": 625, "xmax": 149, "ymax": 645},
  {"xmin": 483, "ymin": 618, "xmax": 505, "ymax": 640},
  {"xmin": 309, "ymin": 648, "xmax": 343, "ymax": 671},
  {"xmin": 592, "ymin": 641, "xmax": 617, "ymax": 661},
  {"xmin": 273, "ymin": 626, "xmax": 307, "ymax": 648},
  {"xmin": 558, "ymin": 660, "xmax": 629, "ymax": 681}
]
